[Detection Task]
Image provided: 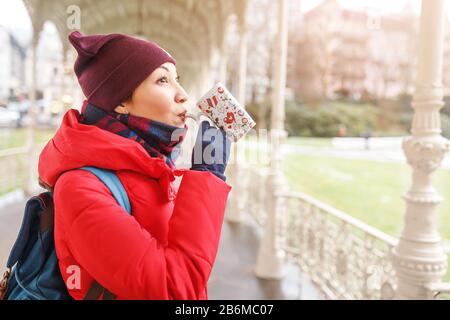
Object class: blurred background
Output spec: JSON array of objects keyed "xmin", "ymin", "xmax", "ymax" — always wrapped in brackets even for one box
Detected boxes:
[{"xmin": 1, "ymin": 0, "xmax": 450, "ymax": 300}]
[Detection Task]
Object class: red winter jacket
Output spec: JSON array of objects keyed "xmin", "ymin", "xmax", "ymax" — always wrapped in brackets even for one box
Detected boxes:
[{"xmin": 38, "ymin": 109, "xmax": 232, "ymax": 300}]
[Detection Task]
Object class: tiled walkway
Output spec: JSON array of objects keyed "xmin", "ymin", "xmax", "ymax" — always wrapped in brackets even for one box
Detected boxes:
[{"xmin": 208, "ymin": 219, "xmax": 321, "ymax": 299}]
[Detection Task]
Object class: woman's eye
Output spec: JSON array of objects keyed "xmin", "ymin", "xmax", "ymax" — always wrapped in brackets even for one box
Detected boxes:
[{"xmin": 158, "ymin": 76, "xmax": 169, "ymax": 84}]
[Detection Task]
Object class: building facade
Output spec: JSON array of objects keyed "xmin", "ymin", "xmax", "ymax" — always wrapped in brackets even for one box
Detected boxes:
[
  {"xmin": 0, "ymin": 25, "xmax": 27, "ymax": 104},
  {"xmin": 288, "ymin": 0, "xmax": 420, "ymax": 102}
]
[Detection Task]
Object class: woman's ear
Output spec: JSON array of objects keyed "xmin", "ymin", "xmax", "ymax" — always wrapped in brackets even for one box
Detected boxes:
[
  {"xmin": 114, "ymin": 96, "xmax": 133, "ymax": 114},
  {"xmin": 114, "ymin": 103, "xmax": 129, "ymax": 114}
]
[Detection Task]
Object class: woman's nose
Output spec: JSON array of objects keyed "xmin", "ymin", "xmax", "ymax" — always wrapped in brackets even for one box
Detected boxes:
[{"xmin": 175, "ymin": 86, "xmax": 189, "ymax": 104}]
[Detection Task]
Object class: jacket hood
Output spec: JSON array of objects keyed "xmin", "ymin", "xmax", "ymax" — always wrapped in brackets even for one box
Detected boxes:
[{"xmin": 38, "ymin": 109, "xmax": 186, "ymax": 200}]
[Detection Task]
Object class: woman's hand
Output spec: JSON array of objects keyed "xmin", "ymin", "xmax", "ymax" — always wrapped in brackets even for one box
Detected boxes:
[{"xmin": 190, "ymin": 121, "xmax": 231, "ymax": 181}]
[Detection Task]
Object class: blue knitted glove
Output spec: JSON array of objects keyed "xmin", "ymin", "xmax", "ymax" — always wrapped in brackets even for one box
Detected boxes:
[{"xmin": 191, "ymin": 121, "xmax": 231, "ymax": 181}]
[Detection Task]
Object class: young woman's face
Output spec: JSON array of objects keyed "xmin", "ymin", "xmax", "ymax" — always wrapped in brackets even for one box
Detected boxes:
[{"xmin": 115, "ymin": 62, "xmax": 189, "ymax": 128}]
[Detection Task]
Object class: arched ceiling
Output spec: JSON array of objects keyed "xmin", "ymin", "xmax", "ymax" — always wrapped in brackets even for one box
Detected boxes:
[{"xmin": 22, "ymin": 0, "xmax": 244, "ymax": 89}]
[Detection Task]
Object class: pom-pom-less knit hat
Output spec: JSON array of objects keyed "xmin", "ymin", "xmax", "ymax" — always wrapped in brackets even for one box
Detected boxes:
[{"xmin": 68, "ymin": 31, "xmax": 176, "ymax": 113}]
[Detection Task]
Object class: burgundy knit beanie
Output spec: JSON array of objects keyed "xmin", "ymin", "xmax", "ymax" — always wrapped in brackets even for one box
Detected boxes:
[{"xmin": 68, "ymin": 31, "xmax": 176, "ymax": 112}]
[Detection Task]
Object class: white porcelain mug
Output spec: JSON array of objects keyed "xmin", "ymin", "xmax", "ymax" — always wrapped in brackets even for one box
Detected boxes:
[{"xmin": 186, "ymin": 82, "xmax": 256, "ymax": 142}]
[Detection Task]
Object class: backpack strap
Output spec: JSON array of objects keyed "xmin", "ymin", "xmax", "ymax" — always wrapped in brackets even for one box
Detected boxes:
[
  {"xmin": 78, "ymin": 166, "xmax": 132, "ymax": 300},
  {"xmin": 83, "ymin": 280, "xmax": 116, "ymax": 300},
  {"xmin": 79, "ymin": 166, "xmax": 131, "ymax": 215}
]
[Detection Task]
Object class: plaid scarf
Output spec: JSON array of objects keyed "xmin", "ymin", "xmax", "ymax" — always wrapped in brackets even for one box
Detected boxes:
[{"xmin": 80, "ymin": 102, "xmax": 188, "ymax": 169}]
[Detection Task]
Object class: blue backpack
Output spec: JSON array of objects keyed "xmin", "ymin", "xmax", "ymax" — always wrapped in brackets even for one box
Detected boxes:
[{"xmin": 0, "ymin": 166, "xmax": 131, "ymax": 300}]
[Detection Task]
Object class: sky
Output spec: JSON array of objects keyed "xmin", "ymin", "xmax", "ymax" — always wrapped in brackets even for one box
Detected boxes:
[{"xmin": 1, "ymin": 0, "xmax": 449, "ymax": 47}]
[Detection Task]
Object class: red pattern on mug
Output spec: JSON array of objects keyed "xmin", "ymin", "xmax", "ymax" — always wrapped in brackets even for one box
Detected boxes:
[
  {"xmin": 224, "ymin": 112, "xmax": 236, "ymax": 124},
  {"xmin": 206, "ymin": 98, "xmax": 215, "ymax": 109}
]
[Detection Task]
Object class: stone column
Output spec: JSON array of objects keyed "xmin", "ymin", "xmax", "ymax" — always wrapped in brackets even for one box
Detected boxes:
[
  {"xmin": 24, "ymin": 32, "xmax": 40, "ymax": 196},
  {"xmin": 226, "ymin": 3, "xmax": 249, "ymax": 223},
  {"xmin": 218, "ymin": 32, "xmax": 229, "ymax": 85},
  {"xmin": 392, "ymin": 0, "xmax": 450, "ymax": 299},
  {"xmin": 61, "ymin": 45, "xmax": 70, "ymax": 113},
  {"xmin": 255, "ymin": 0, "xmax": 289, "ymax": 279}
]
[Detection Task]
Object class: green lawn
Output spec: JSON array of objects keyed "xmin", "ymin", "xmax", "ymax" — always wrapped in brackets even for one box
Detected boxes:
[
  {"xmin": 0, "ymin": 128, "xmax": 55, "ymax": 149},
  {"xmin": 282, "ymin": 153, "xmax": 450, "ymax": 238},
  {"xmin": 287, "ymin": 137, "xmax": 333, "ymax": 147},
  {"xmin": 282, "ymin": 153, "xmax": 450, "ymax": 282}
]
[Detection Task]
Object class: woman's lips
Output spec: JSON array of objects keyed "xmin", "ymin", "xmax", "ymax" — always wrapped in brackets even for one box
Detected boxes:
[
  {"xmin": 177, "ymin": 115, "xmax": 187, "ymax": 126},
  {"xmin": 177, "ymin": 111, "xmax": 187, "ymax": 123}
]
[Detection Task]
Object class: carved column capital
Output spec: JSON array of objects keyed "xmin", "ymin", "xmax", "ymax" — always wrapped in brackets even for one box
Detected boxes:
[{"xmin": 402, "ymin": 136, "xmax": 449, "ymax": 174}]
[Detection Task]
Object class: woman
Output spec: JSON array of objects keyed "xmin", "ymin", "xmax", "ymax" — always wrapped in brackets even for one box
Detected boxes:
[{"xmin": 38, "ymin": 31, "xmax": 232, "ymax": 300}]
